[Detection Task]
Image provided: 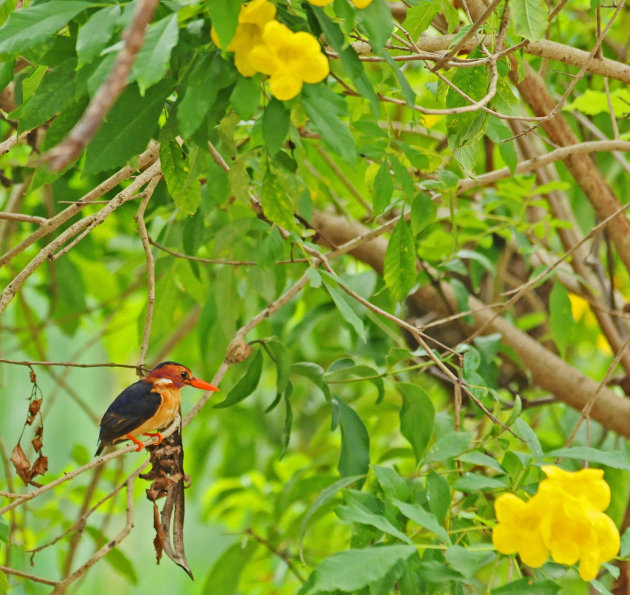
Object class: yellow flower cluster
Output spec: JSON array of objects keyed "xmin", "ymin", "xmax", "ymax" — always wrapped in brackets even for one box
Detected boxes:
[
  {"xmin": 492, "ymin": 465, "xmax": 620, "ymax": 581},
  {"xmin": 211, "ymin": 0, "xmax": 330, "ymax": 101}
]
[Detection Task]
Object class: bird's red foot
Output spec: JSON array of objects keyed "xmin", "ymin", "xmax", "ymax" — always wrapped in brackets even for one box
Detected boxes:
[
  {"xmin": 143, "ymin": 431, "xmax": 163, "ymax": 446},
  {"xmin": 126, "ymin": 433, "xmax": 144, "ymax": 452}
]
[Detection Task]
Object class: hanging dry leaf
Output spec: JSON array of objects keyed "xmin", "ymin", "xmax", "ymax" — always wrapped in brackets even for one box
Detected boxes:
[
  {"xmin": 31, "ymin": 454, "xmax": 48, "ymax": 477},
  {"xmin": 26, "ymin": 398, "xmax": 42, "ymax": 425},
  {"xmin": 11, "ymin": 443, "xmax": 31, "ymax": 484},
  {"xmin": 140, "ymin": 418, "xmax": 193, "ymax": 580}
]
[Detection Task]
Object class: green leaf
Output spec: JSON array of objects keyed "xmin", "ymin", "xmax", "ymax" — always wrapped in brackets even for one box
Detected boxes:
[
  {"xmin": 214, "ymin": 349, "xmax": 263, "ymax": 408},
  {"xmin": 373, "ymin": 160, "xmax": 394, "ymax": 216},
  {"xmin": 0, "ymin": 519, "xmax": 8, "ymax": 543},
  {"xmin": 446, "ymin": 63, "xmax": 489, "ymax": 165},
  {"xmin": 230, "ymin": 75, "xmax": 260, "ymax": 119},
  {"xmin": 260, "ymin": 168, "xmax": 298, "ymax": 232},
  {"xmin": 458, "ymin": 451, "xmax": 506, "ymax": 473},
  {"xmin": 76, "ymin": 5, "xmax": 121, "ymax": 67},
  {"xmin": 357, "ymin": 0, "xmax": 394, "ymax": 53},
  {"xmin": 299, "ymin": 475, "xmax": 364, "ymax": 557},
  {"xmin": 426, "ymin": 471, "xmax": 450, "ymax": 524},
  {"xmin": 373, "ymin": 465, "xmax": 410, "ymax": 501},
  {"xmin": 392, "ymin": 499, "xmax": 452, "ymax": 544},
  {"xmin": 403, "ymin": 0, "xmax": 440, "ymax": 39},
  {"xmin": 84, "ymin": 80, "xmax": 173, "ymax": 175},
  {"xmin": 132, "ymin": 13, "xmax": 179, "ymax": 95},
  {"xmin": 160, "ymin": 141, "xmax": 203, "ymax": 214},
  {"xmin": 336, "ymin": 398, "xmax": 370, "ymax": 478},
  {"xmin": 549, "ymin": 282, "xmax": 572, "ymax": 356},
  {"xmin": 513, "ymin": 418, "xmax": 543, "ymax": 458},
  {"xmin": 321, "ymin": 274, "xmax": 366, "ymax": 341},
  {"xmin": 266, "ymin": 339, "xmax": 292, "ymax": 396},
  {"xmin": 263, "ymin": 98, "xmax": 290, "ymax": 156},
  {"xmin": 299, "ymin": 545, "xmax": 418, "ymax": 595},
  {"xmin": 13, "ymin": 58, "xmax": 79, "ymax": 133},
  {"xmin": 336, "ymin": 496, "xmax": 413, "ymax": 544},
  {"xmin": 389, "ymin": 155, "xmax": 415, "ymax": 198},
  {"xmin": 511, "ymin": 0, "xmax": 549, "ymax": 41},
  {"xmin": 105, "ymin": 547, "xmax": 138, "ymax": 585},
  {"xmin": 410, "ymin": 191, "xmax": 436, "ymax": 235},
  {"xmin": 0, "ymin": 569, "xmax": 6, "ymax": 595},
  {"xmin": 492, "ymin": 578, "xmax": 561, "ymax": 594},
  {"xmin": 397, "ymin": 383, "xmax": 434, "ymax": 463},
  {"xmin": 207, "ymin": 0, "xmax": 240, "ymax": 48},
  {"xmin": 53, "ymin": 256, "xmax": 87, "ymax": 336},
  {"xmin": 338, "ymin": 45, "xmax": 380, "ymax": 116},
  {"xmin": 544, "ymin": 447, "xmax": 630, "ymax": 471},
  {"xmin": 256, "ymin": 225, "xmax": 284, "ymax": 269},
  {"xmin": 425, "ymin": 431, "xmax": 474, "ymax": 463},
  {"xmin": 453, "ymin": 472, "xmax": 507, "ymax": 492},
  {"xmin": 202, "ymin": 541, "xmax": 258, "ymax": 595},
  {"xmin": 0, "ymin": 1, "xmax": 90, "ymax": 58},
  {"xmin": 384, "ymin": 217, "xmax": 416, "ymax": 301},
  {"xmin": 292, "ymin": 361, "xmax": 332, "ymax": 401},
  {"xmin": 445, "ymin": 546, "xmax": 494, "ymax": 578},
  {"xmin": 382, "ymin": 53, "xmax": 415, "ymax": 107},
  {"xmin": 302, "ymin": 84, "xmax": 356, "ymax": 164},
  {"xmin": 178, "ymin": 53, "xmax": 235, "ymax": 138}
]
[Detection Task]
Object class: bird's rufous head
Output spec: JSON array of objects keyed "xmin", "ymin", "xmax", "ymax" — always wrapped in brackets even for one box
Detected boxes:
[{"xmin": 143, "ymin": 361, "xmax": 219, "ymax": 391}]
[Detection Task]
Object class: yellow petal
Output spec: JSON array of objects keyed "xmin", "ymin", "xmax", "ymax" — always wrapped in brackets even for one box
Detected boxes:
[
  {"xmin": 491, "ymin": 525, "xmax": 519, "ymax": 555},
  {"xmin": 578, "ymin": 552, "xmax": 600, "ymax": 582},
  {"xmin": 240, "ymin": 0, "xmax": 277, "ymax": 26},
  {"xmin": 352, "ymin": 0, "xmax": 373, "ymax": 7},
  {"xmin": 268, "ymin": 72, "xmax": 303, "ymax": 101},
  {"xmin": 494, "ymin": 493, "xmax": 528, "ymax": 523},
  {"xmin": 518, "ymin": 537, "xmax": 549, "ymax": 568},
  {"xmin": 307, "ymin": 0, "xmax": 335, "ymax": 4}
]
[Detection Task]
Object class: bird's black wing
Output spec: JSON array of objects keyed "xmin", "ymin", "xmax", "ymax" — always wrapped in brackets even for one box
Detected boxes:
[{"xmin": 97, "ymin": 380, "xmax": 161, "ymax": 448}]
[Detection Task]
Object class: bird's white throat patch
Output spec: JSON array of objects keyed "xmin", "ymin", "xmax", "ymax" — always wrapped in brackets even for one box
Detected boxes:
[{"xmin": 153, "ymin": 378, "xmax": 175, "ymax": 387}]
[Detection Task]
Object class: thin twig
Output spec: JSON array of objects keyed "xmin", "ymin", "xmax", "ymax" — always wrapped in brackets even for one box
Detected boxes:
[
  {"xmin": 0, "ymin": 565, "xmax": 58, "ymax": 587},
  {"xmin": 0, "ymin": 212, "xmax": 47, "ymax": 225},
  {"xmin": 245, "ymin": 528, "xmax": 306, "ymax": 583}
]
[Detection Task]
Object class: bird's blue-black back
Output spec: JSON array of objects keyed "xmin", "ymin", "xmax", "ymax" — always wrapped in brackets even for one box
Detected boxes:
[{"xmin": 96, "ymin": 380, "xmax": 161, "ymax": 452}]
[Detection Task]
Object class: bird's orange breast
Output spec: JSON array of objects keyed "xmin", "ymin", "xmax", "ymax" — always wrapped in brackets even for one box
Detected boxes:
[{"xmin": 128, "ymin": 384, "xmax": 181, "ymax": 437}]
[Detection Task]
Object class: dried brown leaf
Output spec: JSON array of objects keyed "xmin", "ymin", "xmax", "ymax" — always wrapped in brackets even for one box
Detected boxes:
[
  {"xmin": 11, "ymin": 443, "xmax": 31, "ymax": 484},
  {"xmin": 27, "ymin": 399, "xmax": 42, "ymax": 425},
  {"xmin": 31, "ymin": 455, "xmax": 48, "ymax": 477},
  {"xmin": 152, "ymin": 502, "xmax": 164, "ymax": 565},
  {"xmin": 31, "ymin": 435, "xmax": 43, "ymax": 452}
]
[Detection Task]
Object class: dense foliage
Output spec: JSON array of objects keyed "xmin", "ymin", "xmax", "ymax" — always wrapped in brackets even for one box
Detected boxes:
[{"xmin": 1, "ymin": 0, "xmax": 630, "ymax": 593}]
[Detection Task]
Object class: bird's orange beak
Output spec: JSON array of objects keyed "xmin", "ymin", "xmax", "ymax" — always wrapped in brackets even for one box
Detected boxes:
[{"xmin": 190, "ymin": 377, "xmax": 219, "ymax": 391}]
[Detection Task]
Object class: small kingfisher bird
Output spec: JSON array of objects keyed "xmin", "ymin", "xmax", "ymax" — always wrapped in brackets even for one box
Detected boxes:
[{"xmin": 95, "ymin": 362, "xmax": 219, "ymax": 456}]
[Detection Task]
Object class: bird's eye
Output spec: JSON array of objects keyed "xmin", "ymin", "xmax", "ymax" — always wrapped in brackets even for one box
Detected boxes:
[{"xmin": 181, "ymin": 371, "xmax": 189, "ymax": 379}]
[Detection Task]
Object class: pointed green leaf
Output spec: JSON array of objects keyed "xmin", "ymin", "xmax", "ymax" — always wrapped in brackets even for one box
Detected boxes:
[
  {"xmin": 373, "ymin": 160, "xmax": 394, "ymax": 216},
  {"xmin": 132, "ymin": 13, "xmax": 179, "ymax": 95},
  {"xmin": 0, "ymin": 1, "xmax": 90, "ymax": 57},
  {"xmin": 336, "ymin": 398, "xmax": 370, "ymax": 478},
  {"xmin": 77, "ymin": 5, "xmax": 121, "ymax": 67},
  {"xmin": 321, "ymin": 274, "xmax": 366, "ymax": 341},
  {"xmin": 214, "ymin": 349, "xmax": 263, "ymax": 408},
  {"xmin": 549, "ymin": 282, "xmax": 572, "ymax": 356},
  {"xmin": 427, "ymin": 471, "xmax": 450, "ymax": 524},
  {"xmin": 397, "ymin": 383, "xmax": 434, "ymax": 463},
  {"xmin": 512, "ymin": 0, "xmax": 549, "ymax": 41},
  {"xmin": 384, "ymin": 217, "xmax": 416, "ymax": 301},
  {"xmin": 263, "ymin": 98, "xmax": 290, "ymax": 156},
  {"xmin": 160, "ymin": 141, "xmax": 204, "ymax": 214},
  {"xmin": 425, "ymin": 431, "xmax": 474, "ymax": 463},
  {"xmin": 392, "ymin": 499, "xmax": 452, "ymax": 544},
  {"xmin": 299, "ymin": 545, "xmax": 417, "ymax": 595},
  {"xmin": 84, "ymin": 80, "xmax": 173, "ymax": 175},
  {"xmin": 207, "ymin": 0, "xmax": 240, "ymax": 48},
  {"xmin": 292, "ymin": 361, "xmax": 332, "ymax": 401},
  {"xmin": 202, "ymin": 541, "xmax": 258, "ymax": 595},
  {"xmin": 335, "ymin": 498, "xmax": 413, "ymax": 544},
  {"xmin": 357, "ymin": 0, "xmax": 394, "ymax": 52},
  {"xmin": 302, "ymin": 84, "xmax": 356, "ymax": 164}
]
